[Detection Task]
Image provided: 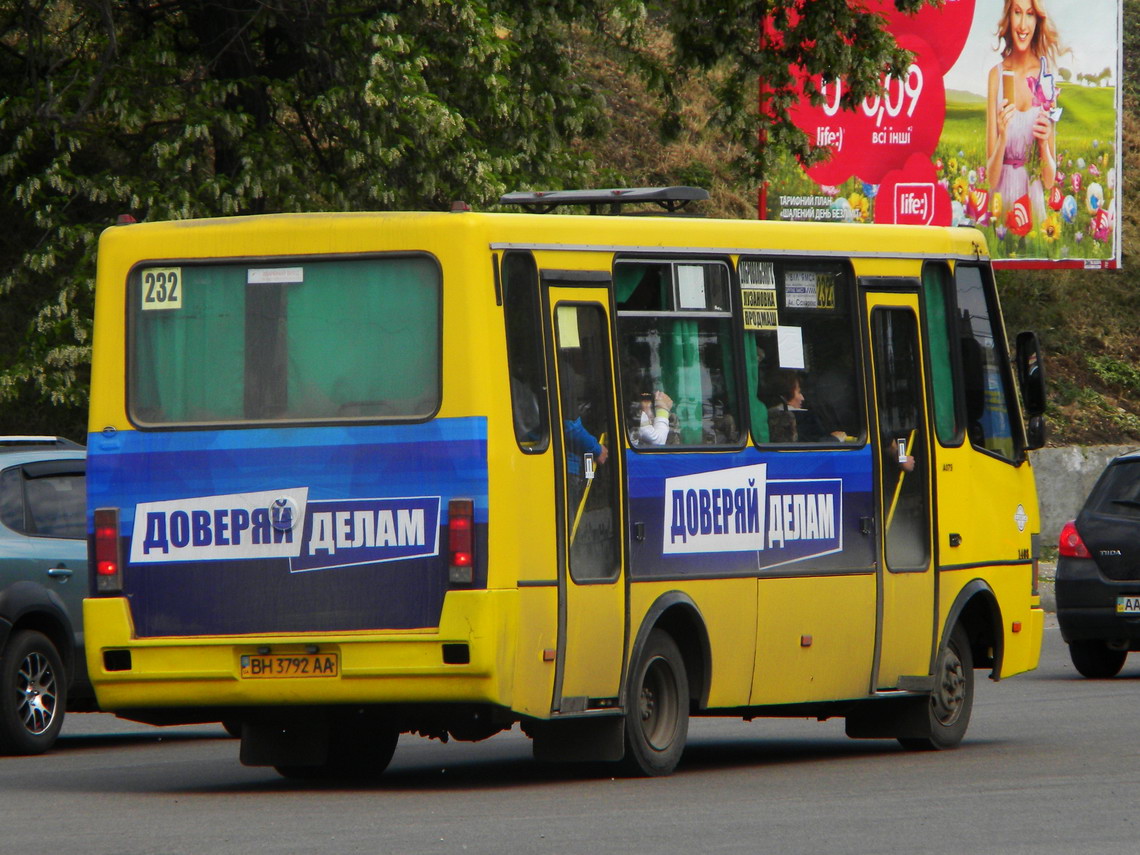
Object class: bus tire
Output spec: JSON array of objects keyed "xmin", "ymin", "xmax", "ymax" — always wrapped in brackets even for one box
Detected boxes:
[
  {"xmin": 899, "ymin": 624, "xmax": 973, "ymax": 751},
  {"xmin": 621, "ymin": 629, "xmax": 688, "ymax": 776},
  {"xmin": 1068, "ymin": 640, "xmax": 1127, "ymax": 679},
  {"xmin": 0, "ymin": 630, "xmax": 67, "ymax": 756}
]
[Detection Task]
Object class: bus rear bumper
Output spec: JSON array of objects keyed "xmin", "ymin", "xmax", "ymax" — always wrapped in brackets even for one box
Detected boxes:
[
  {"xmin": 1000, "ymin": 603, "xmax": 1045, "ymax": 677},
  {"xmin": 83, "ymin": 593, "xmax": 515, "ymax": 712}
]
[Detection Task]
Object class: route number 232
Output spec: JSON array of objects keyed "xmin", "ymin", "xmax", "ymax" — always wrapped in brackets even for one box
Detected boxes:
[{"xmin": 141, "ymin": 267, "xmax": 182, "ymax": 310}]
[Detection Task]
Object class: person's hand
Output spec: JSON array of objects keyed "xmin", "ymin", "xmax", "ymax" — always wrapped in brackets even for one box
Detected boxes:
[
  {"xmin": 654, "ymin": 390, "xmax": 673, "ymax": 411},
  {"xmin": 596, "ymin": 444, "xmax": 608, "ymax": 465},
  {"xmin": 900, "ymin": 455, "xmax": 915, "ymax": 473},
  {"xmin": 996, "ymin": 98, "xmax": 1014, "ymax": 140},
  {"xmin": 1031, "ymin": 107, "xmax": 1052, "ymax": 141}
]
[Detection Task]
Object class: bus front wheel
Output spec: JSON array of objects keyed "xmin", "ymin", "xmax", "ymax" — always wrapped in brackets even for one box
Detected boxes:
[
  {"xmin": 899, "ymin": 624, "xmax": 974, "ymax": 751},
  {"xmin": 621, "ymin": 629, "xmax": 689, "ymax": 776}
]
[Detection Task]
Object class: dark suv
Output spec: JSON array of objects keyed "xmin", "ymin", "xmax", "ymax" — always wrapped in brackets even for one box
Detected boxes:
[
  {"xmin": 0, "ymin": 436, "xmax": 92, "ymax": 753},
  {"xmin": 1057, "ymin": 449, "xmax": 1140, "ymax": 678}
]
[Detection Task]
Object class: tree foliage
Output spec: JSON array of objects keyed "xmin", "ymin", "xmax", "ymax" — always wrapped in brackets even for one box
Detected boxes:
[
  {"xmin": 649, "ymin": 0, "xmax": 929, "ymax": 176},
  {"xmin": 0, "ymin": 0, "xmax": 932, "ymax": 437}
]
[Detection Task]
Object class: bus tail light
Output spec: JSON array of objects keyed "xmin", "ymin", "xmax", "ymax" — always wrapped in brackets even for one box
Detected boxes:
[
  {"xmin": 448, "ymin": 499, "xmax": 475, "ymax": 584},
  {"xmin": 94, "ymin": 507, "xmax": 124, "ymax": 594},
  {"xmin": 1058, "ymin": 520, "xmax": 1090, "ymax": 558}
]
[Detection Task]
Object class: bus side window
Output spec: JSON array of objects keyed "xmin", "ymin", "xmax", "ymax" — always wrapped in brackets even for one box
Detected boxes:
[
  {"xmin": 952, "ymin": 265, "xmax": 1018, "ymax": 459},
  {"xmin": 922, "ymin": 262, "xmax": 964, "ymax": 445},
  {"xmin": 615, "ymin": 260, "xmax": 742, "ymax": 448},
  {"xmin": 745, "ymin": 259, "xmax": 861, "ymax": 446},
  {"xmin": 502, "ymin": 252, "xmax": 550, "ymax": 451}
]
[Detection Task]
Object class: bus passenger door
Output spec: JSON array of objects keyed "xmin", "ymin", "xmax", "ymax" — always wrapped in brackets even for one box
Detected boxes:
[
  {"xmin": 547, "ymin": 296, "xmax": 625, "ymax": 711},
  {"xmin": 865, "ymin": 293, "xmax": 936, "ymax": 689}
]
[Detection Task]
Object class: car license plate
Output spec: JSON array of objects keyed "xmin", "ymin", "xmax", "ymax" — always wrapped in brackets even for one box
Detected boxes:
[
  {"xmin": 240, "ymin": 653, "xmax": 338, "ymax": 679},
  {"xmin": 1115, "ymin": 596, "xmax": 1140, "ymax": 614}
]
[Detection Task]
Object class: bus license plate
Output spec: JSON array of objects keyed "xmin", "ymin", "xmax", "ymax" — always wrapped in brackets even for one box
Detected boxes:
[
  {"xmin": 1115, "ymin": 596, "xmax": 1140, "ymax": 615},
  {"xmin": 240, "ymin": 653, "xmax": 338, "ymax": 679}
]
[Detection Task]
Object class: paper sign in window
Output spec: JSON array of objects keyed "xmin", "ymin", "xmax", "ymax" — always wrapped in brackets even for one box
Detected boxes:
[
  {"xmin": 677, "ymin": 265, "xmax": 707, "ymax": 309},
  {"xmin": 777, "ymin": 326, "xmax": 805, "ymax": 369}
]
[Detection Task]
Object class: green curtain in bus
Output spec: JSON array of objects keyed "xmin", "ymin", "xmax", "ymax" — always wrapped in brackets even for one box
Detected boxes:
[
  {"xmin": 614, "ymin": 266, "xmax": 645, "ymax": 305},
  {"xmin": 743, "ymin": 332, "xmax": 768, "ymax": 443},
  {"xmin": 133, "ymin": 266, "xmax": 246, "ymax": 422},
  {"xmin": 922, "ymin": 264, "xmax": 958, "ymax": 442},
  {"xmin": 133, "ymin": 257, "xmax": 440, "ymax": 423},
  {"xmin": 659, "ymin": 318, "xmax": 702, "ymax": 444},
  {"xmin": 284, "ymin": 258, "xmax": 440, "ymax": 418}
]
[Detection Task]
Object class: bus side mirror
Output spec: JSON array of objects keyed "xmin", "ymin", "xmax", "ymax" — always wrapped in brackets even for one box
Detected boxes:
[
  {"xmin": 961, "ymin": 337, "xmax": 985, "ymax": 424},
  {"xmin": 1026, "ymin": 414, "xmax": 1047, "ymax": 451},
  {"xmin": 1016, "ymin": 331, "xmax": 1047, "ymax": 451},
  {"xmin": 1015, "ymin": 331, "xmax": 1047, "ymax": 417}
]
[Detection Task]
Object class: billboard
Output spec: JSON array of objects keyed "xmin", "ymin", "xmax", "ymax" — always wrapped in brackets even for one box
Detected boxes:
[{"xmin": 768, "ymin": 0, "xmax": 1123, "ymax": 269}]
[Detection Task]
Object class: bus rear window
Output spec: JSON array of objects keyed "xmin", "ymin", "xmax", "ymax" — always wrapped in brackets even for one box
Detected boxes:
[{"xmin": 129, "ymin": 255, "xmax": 441, "ymax": 425}]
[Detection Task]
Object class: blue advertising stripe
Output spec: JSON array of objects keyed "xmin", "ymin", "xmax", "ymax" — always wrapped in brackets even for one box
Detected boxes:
[
  {"xmin": 126, "ymin": 519, "xmax": 490, "ymax": 637},
  {"xmin": 624, "ymin": 444, "xmax": 874, "ymax": 498},
  {"xmin": 87, "ymin": 419, "xmax": 489, "ymax": 529},
  {"xmin": 90, "ymin": 419, "xmax": 487, "ymax": 453},
  {"xmin": 624, "ymin": 444, "xmax": 877, "ymax": 580},
  {"xmin": 86, "ymin": 420, "xmax": 490, "ymax": 636}
]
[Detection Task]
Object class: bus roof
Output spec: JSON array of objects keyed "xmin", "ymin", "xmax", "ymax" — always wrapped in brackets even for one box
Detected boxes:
[{"xmin": 98, "ymin": 209, "xmax": 991, "ymax": 263}]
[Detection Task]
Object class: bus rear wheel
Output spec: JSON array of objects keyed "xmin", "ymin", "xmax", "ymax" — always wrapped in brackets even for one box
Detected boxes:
[
  {"xmin": 899, "ymin": 624, "xmax": 973, "ymax": 751},
  {"xmin": 620, "ymin": 629, "xmax": 688, "ymax": 776}
]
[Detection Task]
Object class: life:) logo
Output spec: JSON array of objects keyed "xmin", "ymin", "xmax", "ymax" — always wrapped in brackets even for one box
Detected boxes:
[{"xmin": 894, "ymin": 183, "xmax": 936, "ymax": 225}]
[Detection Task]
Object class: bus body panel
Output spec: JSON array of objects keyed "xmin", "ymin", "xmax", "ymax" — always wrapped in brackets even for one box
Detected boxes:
[
  {"xmin": 752, "ymin": 573, "xmax": 877, "ymax": 704},
  {"xmin": 510, "ymin": 585, "xmax": 559, "ymax": 717}
]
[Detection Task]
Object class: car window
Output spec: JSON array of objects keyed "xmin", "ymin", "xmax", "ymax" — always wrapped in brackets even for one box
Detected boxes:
[
  {"xmin": 1087, "ymin": 460, "xmax": 1140, "ymax": 521},
  {"xmin": 0, "ymin": 466, "xmax": 86, "ymax": 540}
]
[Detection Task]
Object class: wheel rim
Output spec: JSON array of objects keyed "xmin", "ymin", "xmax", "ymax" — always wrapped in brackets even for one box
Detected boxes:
[
  {"xmin": 15, "ymin": 651, "xmax": 58, "ymax": 736},
  {"xmin": 638, "ymin": 655, "xmax": 679, "ymax": 751},
  {"xmin": 931, "ymin": 644, "xmax": 966, "ymax": 727}
]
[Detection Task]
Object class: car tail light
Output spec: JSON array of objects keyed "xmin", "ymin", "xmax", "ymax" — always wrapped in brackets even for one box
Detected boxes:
[
  {"xmin": 1058, "ymin": 520, "xmax": 1090, "ymax": 558},
  {"xmin": 448, "ymin": 498, "xmax": 475, "ymax": 584},
  {"xmin": 94, "ymin": 507, "xmax": 124, "ymax": 593}
]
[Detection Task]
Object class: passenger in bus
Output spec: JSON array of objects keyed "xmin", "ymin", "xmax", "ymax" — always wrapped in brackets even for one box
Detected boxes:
[
  {"xmin": 634, "ymin": 389, "xmax": 674, "ymax": 446},
  {"xmin": 766, "ymin": 370, "xmax": 846, "ymax": 443},
  {"xmin": 564, "ymin": 416, "xmax": 608, "ymax": 470}
]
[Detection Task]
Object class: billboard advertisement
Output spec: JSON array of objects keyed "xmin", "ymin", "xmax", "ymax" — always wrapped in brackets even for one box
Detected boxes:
[{"xmin": 768, "ymin": 0, "xmax": 1123, "ymax": 269}]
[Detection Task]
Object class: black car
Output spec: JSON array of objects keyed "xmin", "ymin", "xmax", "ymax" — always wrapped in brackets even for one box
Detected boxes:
[
  {"xmin": 0, "ymin": 436, "xmax": 93, "ymax": 753},
  {"xmin": 1056, "ymin": 449, "xmax": 1140, "ymax": 678}
]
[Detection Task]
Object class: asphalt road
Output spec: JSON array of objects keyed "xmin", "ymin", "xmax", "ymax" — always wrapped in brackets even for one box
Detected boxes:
[{"xmin": 5, "ymin": 614, "xmax": 1137, "ymax": 855}]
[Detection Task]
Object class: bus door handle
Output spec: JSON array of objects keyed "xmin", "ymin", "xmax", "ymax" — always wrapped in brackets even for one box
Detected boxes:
[
  {"xmin": 860, "ymin": 516, "xmax": 874, "ymax": 537},
  {"xmin": 634, "ymin": 522, "xmax": 645, "ymax": 542}
]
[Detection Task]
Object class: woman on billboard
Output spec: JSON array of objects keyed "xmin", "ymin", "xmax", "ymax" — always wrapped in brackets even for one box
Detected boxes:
[{"xmin": 985, "ymin": 0, "xmax": 1064, "ymax": 222}]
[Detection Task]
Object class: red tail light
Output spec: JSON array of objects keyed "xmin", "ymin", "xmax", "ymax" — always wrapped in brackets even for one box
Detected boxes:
[
  {"xmin": 448, "ymin": 499, "xmax": 474, "ymax": 584},
  {"xmin": 1058, "ymin": 520, "xmax": 1090, "ymax": 558},
  {"xmin": 94, "ymin": 507, "xmax": 124, "ymax": 593}
]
